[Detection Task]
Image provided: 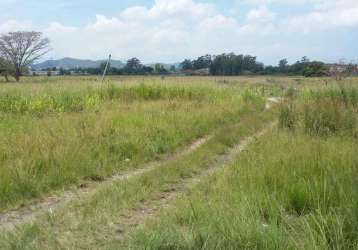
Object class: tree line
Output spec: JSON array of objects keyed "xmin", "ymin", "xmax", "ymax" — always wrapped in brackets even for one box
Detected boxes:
[{"xmin": 180, "ymin": 54, "xmax": 332, "ymax": 77}]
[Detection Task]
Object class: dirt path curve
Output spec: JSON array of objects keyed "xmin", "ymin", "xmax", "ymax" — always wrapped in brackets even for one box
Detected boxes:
[
  {"xmin": 0, "ymin": 135, "xmax": 211, "ymax": 231},
  {"xmin": 115, "ymin": 121, "xmax": 277, "ymax": 240}
]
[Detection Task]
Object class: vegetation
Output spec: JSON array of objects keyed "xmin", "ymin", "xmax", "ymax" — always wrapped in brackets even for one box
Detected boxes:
[
  {"xmin": 0, "ymin": 31, "xmax": 50, "ymax": 81},
  {"xmin": 180, "ymin": 54, "xmax": 335, "ymax": 77},
  {"xmin": 55, "ymin": 58, "xmax": 173, "ymax": 76},
  {"xmin": 126, "ymin": 128, "xmax": 357, "ymax": 249},
  {"xmin": 0, "ymin": 92, "xmax": 273, "ymax": 249},
  {"xmin": 0, "ymin": 79, "xmax": 267, "ymax": 211},
  {"xmin": 123, "ymin": 83, "xmax": 358, "ymax": 249},
  {"xmin": 0, "ymin": 76, "xmax": 356, "ymax": 250},
  {"xmin": 280, "ymin": 87, "xmax": 357, "ymax": 136},
  {"xmin": 0, "ymin": 57, "xmax": 15, "ymax": 82},
  {"xmin": 181, "ymin": 53, "xmax": 264, "ymax": 75}
]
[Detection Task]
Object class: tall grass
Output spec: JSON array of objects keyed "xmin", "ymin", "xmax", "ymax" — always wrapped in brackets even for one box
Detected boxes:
[
  {"xmin": 0, "ymin": 106, "xmax": 275, "ymax": 249},
  {"xmin": 126, "ymin": 126, "xmax": 358, "ymax": 250},
  {"xmin": 124, "ymin": 86, "xmax": 358, "ymax": 249},
  {"xmin": 280, "ymin": 87, "xmax": 358, "ymax": 137},
  {"xmin": 0, "ymin": 82, "xmax": 265, "ymax": 211},
  {"xmin": 0, "ymin": 83, "xmax": 228, "ymax": 114}
]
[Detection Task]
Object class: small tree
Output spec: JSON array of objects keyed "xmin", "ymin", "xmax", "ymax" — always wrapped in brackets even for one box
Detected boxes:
[{"xmin": 0, "ymin": 31, "xmax": 50, "ymax": 81}]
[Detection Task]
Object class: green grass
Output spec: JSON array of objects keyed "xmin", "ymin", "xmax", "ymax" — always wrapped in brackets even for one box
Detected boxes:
[
  {"xmin": 1, "ymin": 76, "xmax": 357, "ymax": 249},
  {"xmin": 0, "ymin": 82, "xmax": 265, "ymax": 211},
  {"xmin": 121, "ymin": 85, "xmax": 358, "ymax": 250},
  {"xmin": 0, "ymin": 105, "xmax": 275, "ymax": 250},
  {"xmin": 125, "ymin": 122, "xmax": 357, "ymax": 250},
  {"xmin": 280, "ymin": 86, "xmax": 358, "ymax": 137}
]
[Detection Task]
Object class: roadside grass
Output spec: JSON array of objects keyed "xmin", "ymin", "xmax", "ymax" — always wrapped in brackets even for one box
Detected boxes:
[
  {"xmin": 0, "ymin": 106, "xmax": 276, "ymax": 250},
  {"xmin": 0, "ymin": 82, "xmax": 265, "ymax": 211}
]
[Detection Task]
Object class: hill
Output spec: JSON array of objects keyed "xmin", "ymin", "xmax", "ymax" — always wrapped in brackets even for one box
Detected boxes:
[{"xmin": 32, "ymin": 57, "xmax": 124, "ymax": 70}]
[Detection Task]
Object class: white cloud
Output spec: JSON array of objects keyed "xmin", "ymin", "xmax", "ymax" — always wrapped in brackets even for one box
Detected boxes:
[
  {"xmin": 0, "ymin": 0, "xmax": 357, "ymax": 64},
  {"xmin": 0, "ymin": 19, "xmax": 34, "ymax": 33},
  {"xmin": 286, "ymin": 0, "xmax": 358, "ymax": 32},
  {"xmin": 243, "ymin": 0, "xmax": 326, "ymax": 5},
  {"xmin": 247, "ymin": 6, "xmax": 276, "ymax": 22},
  {"xmin": 45, "ymin": 22, "xmax": 77, "ymax": 33},
  {"xmin": 199, "ymin": 15, "xmax": 238, "ymax": 31}
]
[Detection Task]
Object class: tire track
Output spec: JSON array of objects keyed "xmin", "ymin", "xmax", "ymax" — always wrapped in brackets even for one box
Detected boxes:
[
  {"xmin": 0, "ymin": 98, "xmax": 280, "ymax": 231},
  {"xmin": 115, "ymin": 122, "xmax": 277, "ymax": 240},
  {"xmin": 0, "ymin": 135, "xmax": 211, "ymax": 231}
]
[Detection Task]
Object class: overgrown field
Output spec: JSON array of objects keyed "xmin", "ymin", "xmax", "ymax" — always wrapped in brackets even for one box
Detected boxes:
[
  {"xmin": 0, "ymin": 76, "xmax": 357, "ymax": 249},
  {"xmin": 124, "ymin": 83, "xmax": 358, "ymax": 249},
  {"xmin": 0, "ymin": 77, "xmax": 267, "ymax": 211}
]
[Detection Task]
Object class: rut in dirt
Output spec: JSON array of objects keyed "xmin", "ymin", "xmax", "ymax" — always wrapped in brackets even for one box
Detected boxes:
[
  {"xmin": 0, "ymin": 135, "xmax": 211, "ymax": 231},
  {"xmin": 114, "ymin": 122, "xmax": 277, "ymax": 241},
  {"xmin": 0, "ymin": 98, "xmax": 281, "ymax": 232}
]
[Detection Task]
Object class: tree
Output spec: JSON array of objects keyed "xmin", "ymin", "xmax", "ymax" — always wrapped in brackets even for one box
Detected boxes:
[
  {"xmin": 278, "ymin": 59, "xmax": 288, "ymax": 73},
  {"xmin": 0, "ymin": 31, "xmax": 50, "ymax": 81},
  {"xmin": 192, "ymin": 55, "xmax": 212, "ymax": 70},
  {"xmin": 180, "ymin": 59, "xmax": 193, "ymax": 70},
  {"xmin": 209, "ymin": 53, "xmax": 263, "ymax": 76},
  {"xmin": 125, "ymin": 57, "xmax": 142, "ymax": 74},
  {"xmin": 170, "ymin": 65, "xmax": 176, "ymax": 72},
  {"xmin": 301, "ymin": 56, "xmax": 310, "ymax": 64},
  {"xmin": 154, "ymin": 64, "xmax": 168, "ymax": 74}
]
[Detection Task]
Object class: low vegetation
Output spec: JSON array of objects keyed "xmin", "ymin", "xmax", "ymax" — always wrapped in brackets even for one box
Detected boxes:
[
  {"xmin": 123, "ymin": 83, "xmax": 358, "ymax": 249},
  {"xmin": 0, "ymin": 92, "xmax": 273, "ymax": 249},
  {"xmin": 126, "ymin": 128, "xmax": 357, "ymax": 249},
  {"xmin": 0, "ymin": 76, "xmax": 356, "ymax": 250},
  {"xmin": 0, "ymin": 79, "xmax": 266, "ymax": 211}
]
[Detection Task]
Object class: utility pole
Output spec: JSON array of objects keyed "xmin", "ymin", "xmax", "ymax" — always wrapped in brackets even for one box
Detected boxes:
[{"xmin": 102, "ymin": 54, "xmax": 111, "ymax": 82}]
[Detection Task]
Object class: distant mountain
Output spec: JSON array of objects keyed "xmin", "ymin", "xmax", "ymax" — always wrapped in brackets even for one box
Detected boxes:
[{"xmin": 32, "ymin": 57, "xmax": 124, "ymax": 70}]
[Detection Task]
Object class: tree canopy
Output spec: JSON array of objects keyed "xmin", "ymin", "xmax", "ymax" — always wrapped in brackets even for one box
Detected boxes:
[{"xmin": 0, "ymin": 31, "xmax": 50, "ymax": 81}]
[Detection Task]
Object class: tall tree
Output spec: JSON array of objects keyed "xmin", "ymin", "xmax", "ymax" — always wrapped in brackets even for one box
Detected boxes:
[
  {"xmin": 278, "ymin": 59, "xmax": 288, "ymax": 73},
  {"xmin": 0, "ymin": 31, "xmax": 50, "ymax": 81},
  {"xmin": 192, "ymin": 55, "xmax": 212, "ymax": 70},
  {"xmin": 125, "ymin": 57, "xmax": 142, "ymax": 74},
  {"xmin": 209, "ymin": 53, "xmax": 263, "ymax": 76},
  {"xmin": 180, "ymin": 59, "xmax": 193, "ymax": 70}
]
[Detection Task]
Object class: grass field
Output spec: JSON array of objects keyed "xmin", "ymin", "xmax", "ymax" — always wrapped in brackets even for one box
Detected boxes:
[{"xmin": 0, "ymin": 76, "xmax": 357, "ymax": 249}]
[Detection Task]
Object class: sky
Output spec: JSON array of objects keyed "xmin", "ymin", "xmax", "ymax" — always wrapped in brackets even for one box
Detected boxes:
[{"xmin": 0, "ymin": 0, "xmax": 357, "ymax": 65}]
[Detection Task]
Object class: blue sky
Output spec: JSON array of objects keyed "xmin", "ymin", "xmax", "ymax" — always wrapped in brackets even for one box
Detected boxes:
[{"xmin": 1, "ymin": 0, "xmax": 357, "ymax": 65}]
